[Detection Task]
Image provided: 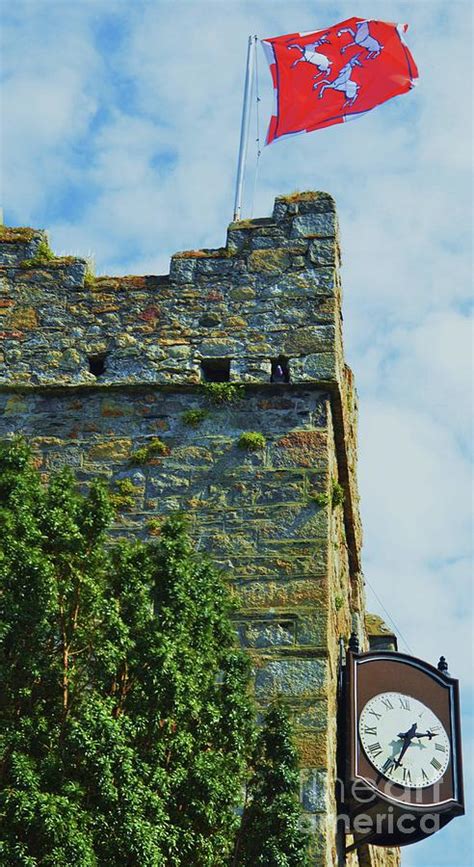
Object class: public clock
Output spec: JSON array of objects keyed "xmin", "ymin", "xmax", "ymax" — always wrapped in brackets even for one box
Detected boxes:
[
  {"xmin": 344, "ymin": 649, "xmax": 464, "ymax": 849},
  {"xmin": 358, "ymin": 691, "xmax": 450, "ymax": 789}
]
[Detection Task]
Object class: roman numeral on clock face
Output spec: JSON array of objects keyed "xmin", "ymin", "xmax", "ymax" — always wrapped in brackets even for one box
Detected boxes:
[
  {"xmin": 399, "ymin": 697, "xmax": 410, "ymax": 710},
  {"xmin": 435, "ymin": 743, "xmax": 446, "ymax": 752},
  {"xmin": 421, "ymin": 768, "xmax": 430, "ymax": 782},
  {"xmin": 369, "ymin": 710, "xmax": 382, "ymax": 720},
  {"xmin": 367, "ymin": 742, "xmax": 383, "ymax": 758},
  {"xmin": 382, "ymin": 757, "xmax": 396, "ymax": 774},
  {"xmin": 364, "ymin": 726, "xmax": 377, "ymax": 736},
  {"xmin": 431, "ymin": 757, "xmax": 442, "ymax": 771},
  {"xmin": 402, "ymin": 768, "xmax": 412, "ymax": 783},
  {"xmin": 381, "ymin": 697, "xmax": 394, "ymax": 710}
]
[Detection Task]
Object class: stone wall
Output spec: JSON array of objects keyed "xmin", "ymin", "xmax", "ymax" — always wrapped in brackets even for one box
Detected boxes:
[{"xmin": 0, "ymin": 192, "xmax": 398, "ymax": 867}]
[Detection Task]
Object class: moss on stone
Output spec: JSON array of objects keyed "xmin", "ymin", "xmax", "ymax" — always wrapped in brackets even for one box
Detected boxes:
[
  {"xmin": 365, "ymin": 613, "xmax": 394, "ymax": 638},
  {"xmin": 173, "ymin": 246, "xmax": 231, "ymax": 260},
  {"xmin": 131, "ymin": 437, "xmax": 170, "ymax": 464},
  {"xmin": 89, "ymin": 439, "xmax": 132, "ymax": 461},
  {"xmin": 278, "ymin": 190, "xmax": 331, "ymax": 203},
  {"xmin": 9, "ymin": 306, "xmax": 38, "ymax": 330},
  {"xmin": 181, "ymin": 409, "xmax": 208, "ymax": 427},
  {"xmin": 110, "ymin": 478, "xmax": 138, "ymax": 512},
  {"xmin": 238, "ymin": 432, "xmax": 266, "ymax": 451},
  {"xmin": 0, "ymin": 226, "xmax": 39, "ymax": 243},
  {"xmin": 248, "ymin": 248, "xmax": 291, "ymax": 274}
]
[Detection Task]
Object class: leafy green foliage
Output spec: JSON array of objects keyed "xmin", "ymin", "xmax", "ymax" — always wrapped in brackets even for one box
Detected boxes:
[
  {"xmin": 202, "ymin": 382, "xmax": 245, "ymax": 404},
  {"xmin": 234, "ymin": 706, "xmax": 309, "ymax": 867},
  {"xmin": 331, "ymin": 480, "xmax": 345, "ymax": 508},
  {"xmin": 0, "ymin": 438, "xmax": 254, "ymax": 866},
  {"xmin": 310, "ymin": 479, "xmax": 345, "ymax": 509},
  {"xmin": 237, "ymin": 432, "xmax": 266, "ymax": 451},
  {"xmin": 181, "ymin": 409, "xmax": 209, "ymax": 427}
]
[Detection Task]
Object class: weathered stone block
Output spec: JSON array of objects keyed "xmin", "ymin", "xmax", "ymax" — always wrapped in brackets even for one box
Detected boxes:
[
  {"xmin": 248, "ymin": 248, "xmax": 291, "ymax": 274},
  {"xmin": 291, "ymin": 212, "xmax": 336, "ymax": 238},
  {"xmin": 255, "ymin": 658, "xmax": 327, "ymax": 699},
  {"xmin": 297, "ymin": 613, "xmax": 328, "ymax": 647},
  {"xmin": 237, "ymin": 618, "xmax": 296, "ymax": 648},
  {"xmin": 308, "ymin": 238, "xmax": 337, "ymax": 265},
  {"xmin": 169, "ymin": 256, "xmax": 197, "ymax": 283},
  {"xmin": 271, "ymin": 429, "xmax": 328, "ymax": 470},
  {"xmin": 234, "ymin": 577, "xmax": 329, "ymax": 611},
  {"xmin": 291, "ymin": 352, "xmax": 337, "ymax": 382},
  {"xmin": 282, "ymin": 325, "xmax": 335, "ymax": 356},
  {"xmin": 301, "ymin": 768, "xmax": 328, "ymax": 812},
  {"xmin": 88, "ymin": 439, "xmax": 132, "ymax": 460}
]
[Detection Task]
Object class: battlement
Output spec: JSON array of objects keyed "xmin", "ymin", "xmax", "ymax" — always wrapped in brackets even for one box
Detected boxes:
[{"xmin": 0, "ymin": 192, "xmax": 343, "ymax": 389}]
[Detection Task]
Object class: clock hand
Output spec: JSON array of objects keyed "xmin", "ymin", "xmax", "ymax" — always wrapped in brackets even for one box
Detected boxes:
[
  {"xmin": 412, "ymin": 730, "xmax": 434, "ymax": 740},
  {"xmin": 397, "ymin": 722, "xmax": 417, "ymax": 741},
  {"xmin": 394, "ymin": 722, "xmax": 417, "ymax": 768}
]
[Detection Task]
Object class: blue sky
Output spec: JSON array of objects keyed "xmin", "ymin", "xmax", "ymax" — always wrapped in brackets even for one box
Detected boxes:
[{"xmin": 1, "ymin": 1, "xmax": 472, "ymax": 863}]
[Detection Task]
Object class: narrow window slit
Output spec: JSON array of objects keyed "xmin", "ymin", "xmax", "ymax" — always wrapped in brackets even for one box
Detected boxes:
[
  {"xmin": 88, "ymin": 353, "xmax": 107, "ymax": 377},
  {"xmin": 271, "ymin": 357, "xmax": 290, "ymax": 383},
  {"xmin": 201, "ymin": 358, "xmax": 230, "ymax": 382}
]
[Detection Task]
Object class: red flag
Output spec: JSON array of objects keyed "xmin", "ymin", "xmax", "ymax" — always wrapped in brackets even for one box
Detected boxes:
[{"xmin": 262, "ymin": 18, "xmax": 418, "ymax": 144}]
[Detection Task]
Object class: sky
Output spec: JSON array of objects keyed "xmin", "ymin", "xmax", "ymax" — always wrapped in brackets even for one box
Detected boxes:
[{"xmin": 1, "ymin": 1, "xmax": 472, "ymax": 864}]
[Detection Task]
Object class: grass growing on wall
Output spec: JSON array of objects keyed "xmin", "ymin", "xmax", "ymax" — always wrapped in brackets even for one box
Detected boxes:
[{"xmin": 202, "ymin": 383, "xmax": 245, "ymax": 404}]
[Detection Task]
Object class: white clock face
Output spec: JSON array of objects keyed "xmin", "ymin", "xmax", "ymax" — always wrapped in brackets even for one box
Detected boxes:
[{"xmin": 359, "ymin": 691, "xmax": 450, "ymax": 788}]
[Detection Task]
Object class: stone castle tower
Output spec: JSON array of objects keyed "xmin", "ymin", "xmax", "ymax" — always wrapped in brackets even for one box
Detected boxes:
[{"xmin": 0, "ymin": 192, "xmax": 398, "ymax": 866}]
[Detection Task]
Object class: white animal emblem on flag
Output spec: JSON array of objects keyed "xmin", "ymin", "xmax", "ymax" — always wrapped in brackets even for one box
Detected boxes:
[
  {"xmin": 316, "ymin": 53, "xmax": 364, "ymax": 106},
  {"xmin": 337, "ymin": 20, "xmax": 383, "ymax": 59},
  {"xmin": 262, "ymin": 17, "xmax": 419, "ymax": 143},
  {"xmin": 287, "ymin": 35, "xmax": 332, "ymax": 80}
]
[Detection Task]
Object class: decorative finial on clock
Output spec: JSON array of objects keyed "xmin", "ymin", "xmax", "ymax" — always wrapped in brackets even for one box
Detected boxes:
[
  {"xmin": 437, "ymin": 656, "xmax": 449, "ymax": 675},
  {"xmin": 348, "ymin": 631, "xmax": 360, "ymax": 653}
]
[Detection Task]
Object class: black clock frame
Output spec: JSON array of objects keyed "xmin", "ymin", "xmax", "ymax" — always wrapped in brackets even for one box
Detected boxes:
[{"xmin": 341, "ymin": 649, "xmax": 464, "ymax": 849}]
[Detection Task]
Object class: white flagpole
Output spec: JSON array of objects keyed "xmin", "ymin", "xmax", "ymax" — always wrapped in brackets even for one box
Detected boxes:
[{"xmin": 233, "ymin": 36, "xmax": 256, "ymax": 222}]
